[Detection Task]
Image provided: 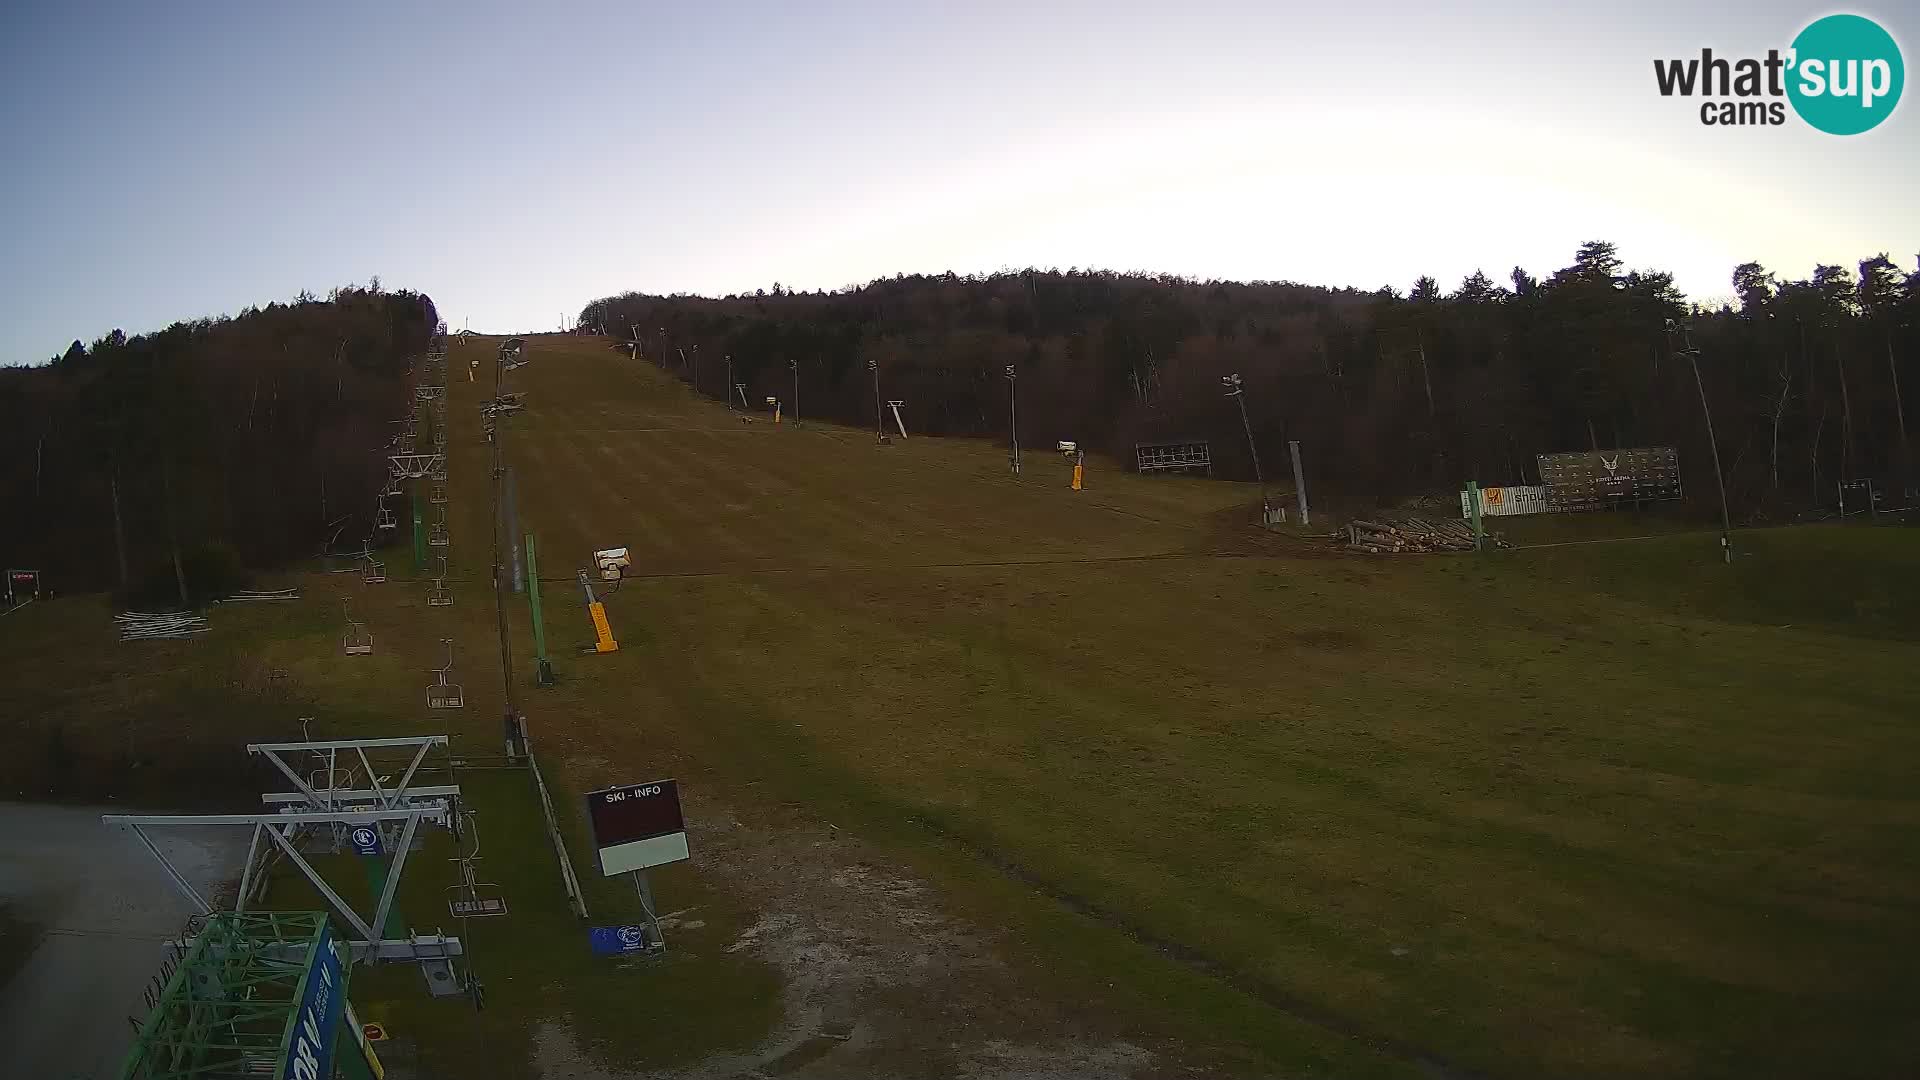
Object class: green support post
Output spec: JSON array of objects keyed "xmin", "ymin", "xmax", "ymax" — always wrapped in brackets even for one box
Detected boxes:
[
  {"xmin": 1466, "ymin": 481, "xmax": 1485, "ymax": 551},
  {"xmin": 526, "ymin": 532, "xmax": 556, "ymax": 687},
  {"xmin": 364, "ymin": 855, "xmax": 407, "ymax": 939},
  {"xmin": 411, "ymin": 495, "xmax": 427, "ymax": 571}
]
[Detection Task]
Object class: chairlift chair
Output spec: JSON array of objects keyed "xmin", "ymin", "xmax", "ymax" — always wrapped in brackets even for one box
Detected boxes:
[
  {"xmin": 427, "ymin": 638, "xmax": 465, "ymax": 709},
  {"xmin": 363, "ymin": 553, "xmax": 387, "ymax": 584},
  {"xmin": 429, "ymin": 521, "xmax": 450, "ymax": 548},
  {"xmin": 375, "ymin": 504, "xmax": 398, "ymax": 531},
  {"xmin": 342, "ymin": 601, "xmax": 373, "ymax": 656},
  {"xmin": 428, "ymin": 557, "xmax": 454, "ymax": 607},
  {"xmin": 431, "ymin": 482, "xmax": 448, "ymax": 505},
  {"xmin": 308, "ymin": 766, "xmax": 356, "ymax": 799},
  {"xmin": 446, "ymin": 812, "xmax": 508, "ymax": 918}
]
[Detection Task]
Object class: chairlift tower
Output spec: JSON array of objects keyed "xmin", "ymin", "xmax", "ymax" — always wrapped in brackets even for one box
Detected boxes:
[
  {"xmin": 869, "ymin": 360, "xmax": 884, "ymax": 442},
  {"xmin": 116, "ymin": 911, "xmax": 361, "ymax": 1080},
  {"xmin": 489, "ymin": 336, "xmax": 527, "ymax": 761},
  {"xmin": 389, "ymin": 453, "xmax": 447, "ymax": 480},
  {"xmin": 107, "ymin": 733, "xmax": 475, "ymax": 1022}
]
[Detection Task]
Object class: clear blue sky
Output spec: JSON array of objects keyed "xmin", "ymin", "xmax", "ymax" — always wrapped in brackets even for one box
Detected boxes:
[{"xmin": 2, "ymin": 1, "xmax": 1914, "ymax": 363}]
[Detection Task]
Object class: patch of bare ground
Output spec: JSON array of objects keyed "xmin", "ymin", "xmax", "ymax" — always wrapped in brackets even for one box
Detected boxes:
[{"xmin": 535, "ymin": 807, "xmax": 1190, "ymax": 1080}]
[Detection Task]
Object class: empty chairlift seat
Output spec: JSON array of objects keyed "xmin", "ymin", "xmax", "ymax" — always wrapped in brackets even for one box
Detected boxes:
[
  {"xmin": 342, "ymin": 601, "xmax": 373, "ymax": 656},
  {"xmin": 427, "ymin": 638, "xmax": 464, "ymax": 709},
  {"xmin": 428, "ymin": 557, "xmax": 454, "ymax": 607}
]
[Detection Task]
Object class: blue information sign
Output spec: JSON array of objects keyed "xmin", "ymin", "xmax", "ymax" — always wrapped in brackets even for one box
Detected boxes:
[
  {"xmin": 280, "ymin": 922, "xmax": 347, "ymax": 1080},
  {"xmin": 589, "ymin": 924, "xmax": 655, "ymax": 956},
  {"xmin": 348, "ymin": 825, "xmax": 384, "ymax": 857}
]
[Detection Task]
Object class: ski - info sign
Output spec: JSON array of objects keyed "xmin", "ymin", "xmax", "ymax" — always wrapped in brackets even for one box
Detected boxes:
[{"xmin": 585, "ymin": 780, "xmax": 689, "ymax": 876}]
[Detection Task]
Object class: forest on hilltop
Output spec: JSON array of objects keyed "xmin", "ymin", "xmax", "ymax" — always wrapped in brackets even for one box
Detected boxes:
[
  {"xmin": 0, "ymin": 286, "xmax": 438, "ymax": 600},
  {"xmin": 582, "ymin": 243, "xmax": 1916, "ymax": 519}
]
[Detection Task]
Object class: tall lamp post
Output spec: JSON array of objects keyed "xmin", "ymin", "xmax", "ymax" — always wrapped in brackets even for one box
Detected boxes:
[
  {"xmin": 491, "ymin": 340, "xmax": 525, "ymax": 760},
  {"xmin": 1670, "ymin": 321, "xmax": 1733, "ymax": 564},
  {"xmin": 724, "ymin": 355, "xmax": 735, "ymax": 411},
  {"xmin": 1005, "ymin": 363, "xmax": 1021, "ymax": 474},
  {"xmin": 1222, "ymin": 373, "xmax": 1272, "ymax": 525},
  {"xmin": 869, "ymin": 359, "xmax": 883, "ymax": 441},
  {"xmin": 789, "ymin": 358, "xmax": 800, "ymax": 427}
]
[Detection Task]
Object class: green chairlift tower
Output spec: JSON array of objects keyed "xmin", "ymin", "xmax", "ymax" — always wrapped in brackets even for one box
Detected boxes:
[{"xmin": 120, "ymin": 911, "xmax": 378, "ymax": 1080}]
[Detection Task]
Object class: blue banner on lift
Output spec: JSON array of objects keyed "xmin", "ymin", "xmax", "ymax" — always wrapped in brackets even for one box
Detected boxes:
[
  {"xmin": 589, "ymin": 924, "xmax": 654, "ymax": 956},
  {"xmin": 281, "ymin": 922, "xmax": 347, "ymax": 1080}
]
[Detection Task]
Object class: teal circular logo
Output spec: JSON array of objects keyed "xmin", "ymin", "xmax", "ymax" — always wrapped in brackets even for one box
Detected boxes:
[{"xmin": 1787, "ymin": 14, "xmax": 1904, "ymax": 134}]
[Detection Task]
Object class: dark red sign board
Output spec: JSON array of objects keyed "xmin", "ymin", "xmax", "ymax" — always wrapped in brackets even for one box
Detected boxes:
[{"xmin": 585, "ymin": 780, "xmax": 684, "ymax": 850}]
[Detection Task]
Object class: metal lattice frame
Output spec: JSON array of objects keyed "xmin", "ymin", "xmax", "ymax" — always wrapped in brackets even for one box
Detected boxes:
[
  {"xmin": 249, "ymin": 735, "xmax": 453, "ymax": 814},
  {"xmin": 107, "ymin": 808, "xmax": 440, "ymax": 944},
  {"xmin": 388, "ymin": 453, "xmax": 447, "ymax": 479},
  {"xmin": 119, "ymin": 910, "xmax": 343, "ymax": 1080}
]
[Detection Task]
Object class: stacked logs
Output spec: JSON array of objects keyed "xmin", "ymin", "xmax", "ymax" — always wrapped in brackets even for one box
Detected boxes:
[{"xmin": 1341, "ymin": 516, "xmax": 1510, "ymax": 554}]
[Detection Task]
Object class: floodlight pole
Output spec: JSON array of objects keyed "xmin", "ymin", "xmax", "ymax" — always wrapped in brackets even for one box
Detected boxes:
[
  {"xmin": 1674, "ymin": 324, "xmax": 1733, "ymax": 564},
  {"xmin": 1222, "ymin": 374, "xmax": 1271, "ymax": 523},
  {"xmin": 1006, "ymin": 364, "xmax": 1021, "ymax": 475},
  {"xmin": 789, "ymin": 357, "xmax": 800, "ymax": 427},
  {"xmin": 869, "ymin": 359, "xmax": 882, "ymax": 441}
]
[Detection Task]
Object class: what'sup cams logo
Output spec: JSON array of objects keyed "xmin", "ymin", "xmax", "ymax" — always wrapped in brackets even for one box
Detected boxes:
[{"xmin": 1654, "ymin": 13, "xmax": 1903, "ymax": 133}]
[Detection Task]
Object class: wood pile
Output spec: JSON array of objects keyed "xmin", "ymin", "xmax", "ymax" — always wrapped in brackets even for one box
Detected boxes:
[
  {"xmin": 1340, "ymin": 516, "xmax": 1510, "ymax": 554},
  {"xmin": 117, "ymin": 610, "xmax": 210, "ymax": 640}
]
